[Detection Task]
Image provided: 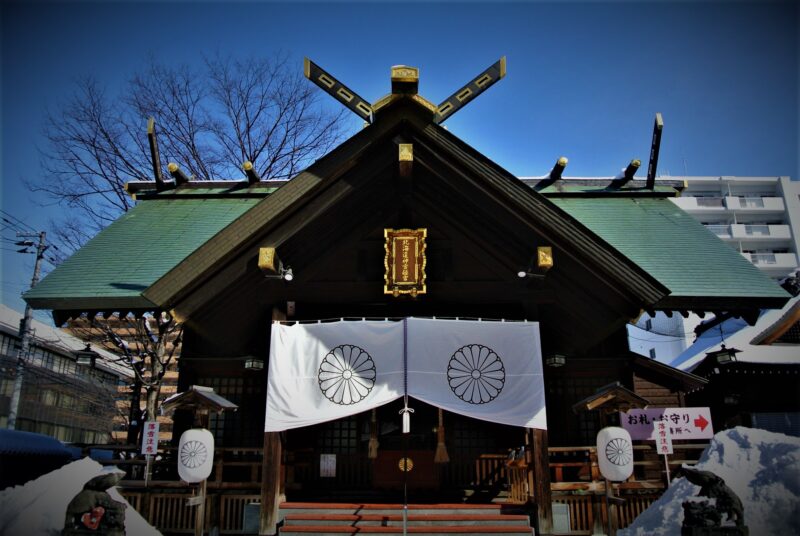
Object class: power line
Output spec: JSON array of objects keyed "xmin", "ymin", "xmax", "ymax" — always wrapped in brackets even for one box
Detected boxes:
[{"xmin": 0, "ymin": 210, "xmax": 37, "ymax": 234}]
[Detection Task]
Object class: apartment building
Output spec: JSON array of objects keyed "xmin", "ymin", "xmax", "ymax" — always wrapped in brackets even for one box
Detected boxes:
[
  {"xmin": 670, "ymin": 176, "xmax": 800, "ymax": 279},
  {"xmin": 0, "ymin": 305, "xmax": 131, "ymax": 443}
]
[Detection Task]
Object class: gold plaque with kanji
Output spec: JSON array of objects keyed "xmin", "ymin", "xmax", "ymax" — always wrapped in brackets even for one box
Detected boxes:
[{"xmin": 384, "ymin": 228, "xmax": 427, "ymax": 297}]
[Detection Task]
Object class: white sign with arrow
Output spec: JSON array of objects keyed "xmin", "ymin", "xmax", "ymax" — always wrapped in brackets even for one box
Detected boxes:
[{"xmin": 620, "ymin": 407, "xmax": 713, "ymax": 440}]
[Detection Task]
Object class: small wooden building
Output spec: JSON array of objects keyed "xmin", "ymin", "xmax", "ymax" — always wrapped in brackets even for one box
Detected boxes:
[{"xmin": 25, "ymin": 61, "xmax": 789, "ymax": 534}]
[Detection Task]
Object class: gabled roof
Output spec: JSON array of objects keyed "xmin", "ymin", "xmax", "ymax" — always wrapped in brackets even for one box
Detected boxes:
[
  {"xmin": 571, "ymin": 381, "xmax": 651, "ymax": 414},
  {"xmin": 23, "ymin": 96, "xmax": 789, "ymax": 323},
  {"xmin": 161, "ymin": 385, "xmax": 238, "ymax": 416}
]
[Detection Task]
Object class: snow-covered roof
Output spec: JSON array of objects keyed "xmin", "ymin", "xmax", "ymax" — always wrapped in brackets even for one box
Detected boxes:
[
  {"xmin": 0, "ymin": 304, "xmax": 132, "ymax": 379},
  {"xmin": 666, "ymin": 294, "xmax": 800, "ymax": 372}
]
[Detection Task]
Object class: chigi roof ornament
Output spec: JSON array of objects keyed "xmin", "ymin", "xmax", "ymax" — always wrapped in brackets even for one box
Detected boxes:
[{"xmin": 304, "ymin": 57, "xmax": 506, "ymax": 125}]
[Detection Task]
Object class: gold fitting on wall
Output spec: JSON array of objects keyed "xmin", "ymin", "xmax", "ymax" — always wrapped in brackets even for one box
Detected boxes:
[
  {"xmin": 399, "ymin": 144, "xmax": 413, "ymax": 162},
  {"xmin": 258, "ymin": 247, "xmax": 278, "ymax": 273},
  {"xmin": 537, "ymin": 246, "xmax": 554, "ymax": 270}
]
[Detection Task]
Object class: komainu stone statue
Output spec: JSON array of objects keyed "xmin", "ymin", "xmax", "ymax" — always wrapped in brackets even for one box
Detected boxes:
[
  {"xmin": 678, "ymin": 467, "xmax": 747, "ymax": 536},
  {"xmin": 62, "ymin": 471, "xmax": 126, "ymax": 536}
]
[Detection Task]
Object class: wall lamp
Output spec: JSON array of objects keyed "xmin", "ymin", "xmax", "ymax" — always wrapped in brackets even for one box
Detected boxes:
[
  {"xmin": 74, "ymin": 344, "xmax": 99, "ymax": 367},
  {"xmin": 258, "ymin": 247, "xmax": 294, "ymax": 281},
  {"xmin": 545, "ymin": 354, "xmax": 567, "ymax": 368},
  {"xmin": 518, "ymin": 246, "xmax": 554, "ymax": 279},
  {"xmin": 244, "ymin": 357, "xmax": 265, "ymax": 371},
  {"xmin": 706, "ymin": 344, "xmax": 740, "ymax": 365}
]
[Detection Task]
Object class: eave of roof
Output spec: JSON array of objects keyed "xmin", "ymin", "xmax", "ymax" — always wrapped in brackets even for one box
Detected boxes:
[
  {"xmin": 549, "ymin": 196, "xmax": 790, "ymax": 309},
  {"xmin": 669, "ymin": 295, "xmax": 800, "ymax": 372},
  {"xmin": 23, "ymin": 194, "xmax": 266, "ymax": 312}
]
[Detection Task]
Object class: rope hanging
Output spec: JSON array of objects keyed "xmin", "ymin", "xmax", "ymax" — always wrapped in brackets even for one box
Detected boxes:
[
  {"xmin": 368, "ymin": 408, "xmax": 379, "ymax": 459},
  {"xmin": 399, "ymin": 318, "xmax": 414, "ymax": 434},
  {"xmin": 434, "ymin": 407, "xmax": 450, "ymax": 463}
]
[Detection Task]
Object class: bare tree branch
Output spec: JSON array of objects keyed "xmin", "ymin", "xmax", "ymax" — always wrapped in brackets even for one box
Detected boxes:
[{"xmin": 33, "ymin": 54, "xmax": 346, "ymax": 255}]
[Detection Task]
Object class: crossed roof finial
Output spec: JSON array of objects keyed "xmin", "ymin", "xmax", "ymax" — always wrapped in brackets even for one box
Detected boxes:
[{"xmin": 304, "ymin": 57, "xmax": 506, "ymax": 125}]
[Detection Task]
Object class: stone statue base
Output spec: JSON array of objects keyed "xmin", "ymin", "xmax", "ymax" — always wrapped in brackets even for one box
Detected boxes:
[
  {"xmin": 681, "ymin": 499, "xmax": 748, "ymax": 536},
  {"xmin": 62, "ymin": 472, "xmax": 126, "ymax": 536}
]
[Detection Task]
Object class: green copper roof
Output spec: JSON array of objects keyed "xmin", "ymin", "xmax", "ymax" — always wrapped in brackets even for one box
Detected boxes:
[
  {"xmin": 24, "ymin": 195, "xmax": 263, "ymax": 310},
  {"xmin": 551, "ymin": 197, "xmax": 788, "ymax": 300}
]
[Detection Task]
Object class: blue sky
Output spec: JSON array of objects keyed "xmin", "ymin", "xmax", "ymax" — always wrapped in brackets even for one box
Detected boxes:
[{"xmin": 1, "ymin": 1, "xmax": 798, "ymax": 320}]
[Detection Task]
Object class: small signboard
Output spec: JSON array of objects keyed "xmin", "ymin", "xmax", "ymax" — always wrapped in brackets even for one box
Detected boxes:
[
  {"xmin": 621, "ymin": 407, "xmax": 713, "ymax": 440},
  {"xmin": 320, "ymin": 454, "xmax": 336, "ymax": 478},
  {"xmin": 654, "ymin": 419, "xmax": 673, "ymax": 455},
  {"xmin": 384, "ymin": 228, "xmax": 427, "ymax": 297},
  {"xmin": 141, "ymin": 420, "xmax": 159, "ymax": 456}
]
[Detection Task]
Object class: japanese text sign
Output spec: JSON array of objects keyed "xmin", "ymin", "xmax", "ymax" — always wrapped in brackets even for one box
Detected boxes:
[
  {"xmin": 141, "ymin": 420, "xmax": 160, "ymax": 456},
  {"xmin": 384, "ymin": 228, "xmax": 427, "ymax": 297},
  {"xmin": 621, "ymin": 407, "xmax": 713, "ymax": 440},
  {"xmin": 654, "ymin": 420, "xmax": 673, "ymax": 455}
]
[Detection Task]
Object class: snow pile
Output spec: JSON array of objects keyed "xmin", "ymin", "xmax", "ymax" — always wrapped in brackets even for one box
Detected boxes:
[
  {"xmin": 619, "ymin": 427, "xmax": 800, "ymax": 536},
  {"xmin": 0, "ymin": 457, "xmax": 160, "ymax": 536}
]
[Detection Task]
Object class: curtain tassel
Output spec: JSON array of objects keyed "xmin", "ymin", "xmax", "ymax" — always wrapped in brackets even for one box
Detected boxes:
[
  {"xmin": 434, "ymin": 407, "xmax": 449, "ymax": 463},
  {"xmin": 368, "ymin": 409, "xmax": 379, "ymax": 459},
  {"xmin": 399, "ymin": 404, "xmax": 414, "ymax": 434}
]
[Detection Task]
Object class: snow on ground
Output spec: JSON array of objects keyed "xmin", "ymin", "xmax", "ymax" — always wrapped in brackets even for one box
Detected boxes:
[
  {"xmin": 619, "ymin": 426, "xmax": 800, "ymax": 536},
  {"xmin": 0, "ymin": 457, "xmax": 161, "ymax": 536}
]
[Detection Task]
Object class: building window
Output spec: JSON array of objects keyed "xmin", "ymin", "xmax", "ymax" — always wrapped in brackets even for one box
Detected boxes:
[
  {"xmin": 645, "ymin": 319, "xmax": 653, "ymax": 331},
  {"xmin": 0, "ymin": 334, "xmax": 14, "ymax": 356},
  {"xmin": 0, "ymin": 377, "xmax": 13, "ymax": 397},
  {"xmin": 649, "ymin": 348, "xmax": 657, "ymax": 359},
  {"xmin": 40, "ymin": 389, "xmax": 57, "ymax": 406},
  {"xmin": 317, "ymin": 416, "xmax": 358, "ymax": 454}
]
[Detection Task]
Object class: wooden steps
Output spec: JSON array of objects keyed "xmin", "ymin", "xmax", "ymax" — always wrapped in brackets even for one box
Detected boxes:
[{"xmin": 278, "ymin": 503, "xmax": 534, "ymax": 536}]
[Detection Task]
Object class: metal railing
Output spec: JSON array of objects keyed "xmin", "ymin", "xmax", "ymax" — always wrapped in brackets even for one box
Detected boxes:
[
  {"xmin": 739, "ymin": 197, "xmax": 766, "ymax": 208},
  {"xmin": 750, "ymin": 253, "xmax": 778, "ymax": 265},
  {"xmin": 744, "ymin": 224, "xmax": 770, "ymax": 236},
  {"xmin": 696, "ymin": 197, "xmax": 724, "ymax": 207},
  {"xmin": 705, "ymin": 224, "xmax": 731, "ymax": 236}
]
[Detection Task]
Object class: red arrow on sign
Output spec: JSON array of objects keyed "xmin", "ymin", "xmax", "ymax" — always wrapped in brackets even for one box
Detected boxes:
[{"xmin": 694, "ymin": 415, "xmax": 709, "ymax": 432}]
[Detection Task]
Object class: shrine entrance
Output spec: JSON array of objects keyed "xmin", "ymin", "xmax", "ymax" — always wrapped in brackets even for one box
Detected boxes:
[{"xmin": 284, "ymin": 399, "xmax": 522, "ymax": 502}]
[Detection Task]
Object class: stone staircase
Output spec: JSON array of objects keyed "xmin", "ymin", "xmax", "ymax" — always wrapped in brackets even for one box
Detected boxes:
[{"xmin": 278, "ymin": 503, "xmax": 535, "ymax": 536}]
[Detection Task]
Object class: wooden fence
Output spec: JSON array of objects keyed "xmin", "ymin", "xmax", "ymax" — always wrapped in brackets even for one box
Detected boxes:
[
  {"xmin": 552, "ymin": 492, "xmax": 661, "ymax": 534},
  {"xmin": 106, "ymin": 441, "xmax": 706, "ymax": 535},
  {"xmin": 120, "ymin": 491, "xmax": 259, "ymax": 535}
]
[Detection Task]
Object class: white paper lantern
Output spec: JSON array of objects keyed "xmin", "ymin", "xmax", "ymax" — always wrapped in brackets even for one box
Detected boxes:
[
  {"xmin": 178, "ymin": 428, "xmax": 215, "ymax": 483},
  {"xmin": 596, "ymin": 426, "xmax": 634, "ymax": 482}
]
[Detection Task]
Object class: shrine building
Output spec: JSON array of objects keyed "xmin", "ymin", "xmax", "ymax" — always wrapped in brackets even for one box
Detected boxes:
[{"xmin": 23, "ymin": 59, "xmax": 790, "ymax": 535}]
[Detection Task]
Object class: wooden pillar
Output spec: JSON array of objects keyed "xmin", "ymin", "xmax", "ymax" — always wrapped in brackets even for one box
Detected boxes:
[
  {"xmin": 526, "ymin": 428, "xmax": 553, "ymax": 534},
  {"xmin": 260, "ymin": 307, "xmax": 286, "ymax": 535},
  {"xmin": 260, "ymin": 432, "xmax": 282, "ymax": 535}
]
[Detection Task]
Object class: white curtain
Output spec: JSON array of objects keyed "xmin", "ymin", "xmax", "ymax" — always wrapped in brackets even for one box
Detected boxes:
[
  {"xmin": 406, "ymin": 318, "xmax": 546, "ymax": 430},
  {"xmin": 264, "ymin": 321, "xmax": 404, "ymax": 431},
  {"xmin": 264, "ymin": 318, "xmax": 546, "ymax": 432}
]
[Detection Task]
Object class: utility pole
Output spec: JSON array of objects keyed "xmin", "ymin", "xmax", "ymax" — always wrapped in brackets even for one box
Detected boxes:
[{"xmin": 7, "ymin": 231, "xmax": 48, "ymax": 430}]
